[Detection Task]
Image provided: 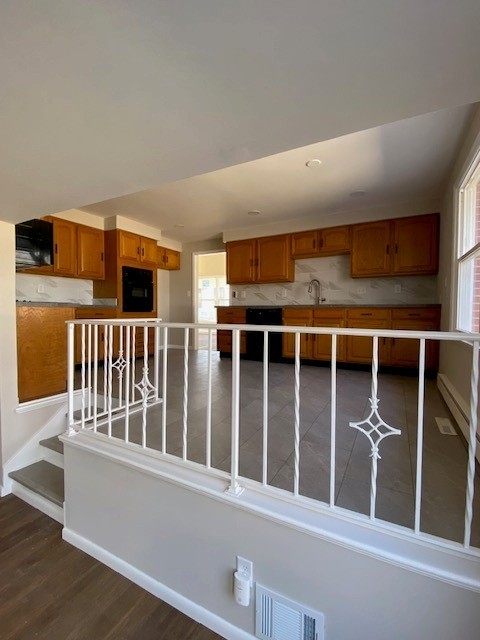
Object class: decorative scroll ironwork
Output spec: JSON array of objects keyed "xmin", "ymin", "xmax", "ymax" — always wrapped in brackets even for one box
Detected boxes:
[{"xmin": 349, "ymin": 336, "xmax": 401, "ymax": 519}]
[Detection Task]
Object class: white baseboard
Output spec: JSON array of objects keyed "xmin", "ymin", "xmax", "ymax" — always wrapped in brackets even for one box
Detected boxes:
[
  {"xmin": 437, "ymin": 373, "xmax": 480, "ymax": 463},
  {"xmin": 11, "ymin": 481, "xmax": 64, "ymax": 524},
  {"xmin": 63, "ymin": 528, "xmax": 255, "ymax": 640}
]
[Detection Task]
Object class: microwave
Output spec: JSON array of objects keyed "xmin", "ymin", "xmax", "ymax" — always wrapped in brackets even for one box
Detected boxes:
[{"xmin": 122, "ymin": 266, "xmax": 154, "ymax": 313}]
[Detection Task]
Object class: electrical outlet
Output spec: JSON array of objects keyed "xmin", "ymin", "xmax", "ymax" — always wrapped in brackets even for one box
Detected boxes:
[
  {"xmin": 37, "ymin": 284, "xmax": 45, "ymax": 294},
  {"xmin": 394, "ymin": 284, "xmax": 402, "ymax": 293},
  {"xmin": 236, "ymin": 556, "xmax": 253, "ymax": 586},
  {"xmin": 357, "ymin": 286, "xmax": 366, "ymax": 295}
]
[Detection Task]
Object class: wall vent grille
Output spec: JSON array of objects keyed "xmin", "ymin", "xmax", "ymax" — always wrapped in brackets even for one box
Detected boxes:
[
  {"xmin": 435, "ymin": 417, "xmax": 457, "ymax": 435},
  {"xmin": 255, "ymin": 584, "xmax": 324, "ymax": 640}
]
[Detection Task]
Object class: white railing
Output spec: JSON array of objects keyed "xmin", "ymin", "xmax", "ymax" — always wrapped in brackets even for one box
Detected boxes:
[{"xmin": 66, "ymin": 319, "xmax": 480, "ymax": 552}]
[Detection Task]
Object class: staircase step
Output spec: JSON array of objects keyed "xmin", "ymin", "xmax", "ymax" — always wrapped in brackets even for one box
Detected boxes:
[
  {"xmin": 39, "ymin": 435, "xmax": 64, "ymax": 455},
  {"xmin": 9, "ymin": 461, "xmax": 64, "ymax": 507}
]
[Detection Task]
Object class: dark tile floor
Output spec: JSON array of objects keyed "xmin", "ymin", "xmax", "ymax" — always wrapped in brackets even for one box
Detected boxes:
[{"xmin": 94, "ymin": 350, "xmax": 480, "ymax": 548}]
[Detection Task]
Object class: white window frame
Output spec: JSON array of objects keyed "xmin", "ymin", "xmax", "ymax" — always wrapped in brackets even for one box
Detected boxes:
[{"xmin": 455, "ymin": 146, "xmax": 480, "ymax": 333}]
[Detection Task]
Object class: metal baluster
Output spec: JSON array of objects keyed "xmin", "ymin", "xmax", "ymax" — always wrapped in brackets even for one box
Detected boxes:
[
  {"xmin": 107, "ymin": 324, "xmax": 113, "ymax": 437},
  {"xmin": 66, "ymin": 322, "xmax": 76, "ymax": 435},
  {"xmin": 262, "ymin": 330, "xmax": 269, "ymax": 486},
  {"xmin": 154, "ymin": 324, "xmax": 160, "ymax": 402},
  {"xmin": 227, "ymin": 328, "xmax": 243, "ymax": 495},
  {"xmin": 414, "ymin": 339, "xmax": 426, "ymax": 534},
  {"xmin": 329, "ymin": 334, "xmax": 337, "ymax": 507},
  {"xmin": 93, "ymin": 325, "xmax": 99, "ymax": 433},
  {"xmin": 118, "ymin": 325, "xmax": 124, "ymax": 408},
  {"xmin": 103, "ymin": 323, "xmax": 107, "ymax": 412},
  {"xmin": 206, "ymin": 328, "xmax": 213, "ymax": 469},
  {"xmin": 369, "ymin": 336, "xmax": 379, "ymax": 519},
  {"xmin": 81, "ymin": 323, "xmax": 86, "ymax": 429},
  {"xmin": 124, "ymin": 325, "xmax": 131, "ymax": 443},
  {"xmin": 464, "ymin": 340, "xmax": 479, "ymax": 548},
  {"xmin": 182, "ymin": 328, "xmax": 189, "ymax": 460},
  {"xmin": 87, "ymin": 323, "xmax": 92, "ymax": 419},
  {"xmin": 294, "ymin": 331, "xmax": 301, "ymax": 497},
  {"xmin": 141, "ymin": 325, "xmax": 148, "ymax": 448},
  {"xmin": 161, "ymin": 326, "xmax": 168, "ymax": 454}
]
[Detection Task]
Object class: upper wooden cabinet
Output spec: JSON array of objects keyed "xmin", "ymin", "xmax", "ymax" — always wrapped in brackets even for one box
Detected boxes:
[
  {"xmin": 392, "ymin": 214, "xmax": 439, "ymax": 275},
  {"xmin": 351, "ymin": 213, "xmax": 439, "ymax": 277},
  {"xmin": 291, "ymin": 225, "xmax": 350, "ymax": 259},
  {"xmin": 226, "ymin": 235, "xmax": 294, "ymax": 284},
  {"xmin": 53, "ymin": 218, "xmax": 104, "ymax": 280},
  {"xmin": 77, "ymin": 224, "xmax": 105, "ymax": 280},
  {"xmin": 53, "ymin": 218, "xmax": 77, "ymax": 276},
  {"xmin": 157, "ymin": 246, "xmax": 181, "ymax": 270},
  {"xmin": 118, "ymin": 230, "xmax": 157, "ymax": 265}
]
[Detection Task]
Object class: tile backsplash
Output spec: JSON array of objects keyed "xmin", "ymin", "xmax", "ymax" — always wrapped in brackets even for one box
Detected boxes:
[
  {"xmin": 16, "ymin": 274, "xmax": 94, "ymax": 304},
  {"xmin": 230, "ymin": 255, "xmax": 438, "ymax": 306}
]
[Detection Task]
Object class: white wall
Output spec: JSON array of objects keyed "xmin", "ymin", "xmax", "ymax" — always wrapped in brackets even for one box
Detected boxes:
[
  {"xmin": 438, "ymin": 105, "xmax": 480, "ymax": 429},
  {"xmin": 64, "ymin": 444, "xmax": 480, "ymax": 640}
]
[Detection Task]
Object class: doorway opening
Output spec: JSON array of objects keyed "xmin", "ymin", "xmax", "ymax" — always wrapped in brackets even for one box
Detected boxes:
[{"xmin": 193, "ymin": 251, "xmax": 229, "ymax": 350}]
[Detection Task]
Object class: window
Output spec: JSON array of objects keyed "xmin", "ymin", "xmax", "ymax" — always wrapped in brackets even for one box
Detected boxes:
[{"xmin": 457, "ymin": 152, "xmax": 480, "ymax": 333}]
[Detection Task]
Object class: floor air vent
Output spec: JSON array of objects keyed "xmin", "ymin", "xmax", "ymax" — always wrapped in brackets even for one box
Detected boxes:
[
  {"xmin": 435, "ymin": 417, "xmax": 457, "ymax": 436},
  {"xmin": 255, "ymin": 585, "xmax": 324, "ymax": 640}
]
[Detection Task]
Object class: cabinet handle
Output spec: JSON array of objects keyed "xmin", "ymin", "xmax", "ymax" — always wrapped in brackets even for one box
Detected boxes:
[
  {"xmin": 386, "ymin": 244, "xmax": 390, "ymax": 255},
  {"xmin": 55, "ymin": 243, "xmax": 58, "ymax": 254},
  {"xmin": 313, "ymin": 239, "xmax": 316, "ymax": 248},
  {"xmin": 255, "ymin": 258, "xmax": 259, "ymax": 266},
  {"xmin": 395, "ymin": 243, "xmax": 398, "ymax": 253},
  {"xmin": 101, "ymin": 252, "xmax": 104, "ymax": 261},
  {"xmin": 142, "ymin": 247, "xmax": 145, "ymax": 257},
  {"xmin": 408, "ymin": 313, "xmax": 420, "ymax": 316},
  {"xmin": 137, "ymin": 246, "xmax": 140, "ymax": 255},
  {"xmin": 320, "ymin": 237, "xmax": 324, "ymax": 248},
  {"xmin": 383, "ymin": 337, "xmax": 386, "ymax": 345},
  {"xmin": 361, "ymin": 313, "xmax": 372, "ymax": 316},
  {"xmin": 165, "ymin": 255, "xmax": 169, "ymax": 264},
  {"xmin": 392, "ymin": 338, "xmax": 396, "ymax": 346}
]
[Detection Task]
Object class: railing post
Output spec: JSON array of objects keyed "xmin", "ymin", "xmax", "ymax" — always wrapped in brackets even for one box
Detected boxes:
[
  {"xmin": 161, "ymin": 326, "xmax": 168, "ymax": 454},
  {"xmin": 414, "ymin": 338, "xmax": 426, "ymax": 534},
  {"xmin": 293, "ymin": 331, "xmax": 301, "ymax": 497},
  {"xmin": 464, "ymin": 340, "xmax": 479, "ymax": 548},
  {"xmin": 206, "ymin": 328, "xmax": 213, "ymax": 469},
  {"xmin": 66, "ymin": 322, "xmax": 76, "ymax": 436},
  {"xmin": 226, "ymin": 328, "xmax": 243, "ymax": 496},
  {"xmin": 329, "ymin": 334, "xmax": 337, "ymax": 507},
  {"xmin": 262, "ymin": 330, "xmax": 269, "ymax": 486}
]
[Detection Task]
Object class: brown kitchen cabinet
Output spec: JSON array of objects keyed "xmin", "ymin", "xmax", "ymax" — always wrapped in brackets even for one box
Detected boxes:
[
  {"xmin": 77, "ymin": 224, "xmax": 105, "ymax": 280},
  {"xmin": 53, "ymin": 218, "xmax": 77, "ymax": 276},
  {"xmin": 351, "ymin": 213, "xmax": 439, "ymax": 277},
  {"xmin": 226, "ymin": 235, "xmax": 294, "ymax": 284},
  {"xmin": 118, "ymin": 230, "xmax": 157, "ymax": 265},
  {"xmin": 283, "ymin": 308, "xmax": 346, "ymax": 361},
  {"xmin": 390, "ymin": 307, "xmax": 440, "ymax": 369},
  {"xmin": 17, "ymin": 306, "xmax": 75, "ymax": 402},
  {"xmin": 74, "ymin": 307, "xmax": 117, "ymax": 364},
  {"xmin": 157, "ymin": 246, "xmax": 181, "ymax": 270},
  {"xmin": 291, "ymin": 226, "xmax": 350, "ymax": 259},
  {"xmin": 346, "ymin": 309, "xmax": 391, "ymax": 364},
  {"xmin": 217, "ymin": 307, "xmax": 247, "ymax": 354},
  {"xmin": 53, "ymin": 218, "xmax": 105, "ymax": 280}
]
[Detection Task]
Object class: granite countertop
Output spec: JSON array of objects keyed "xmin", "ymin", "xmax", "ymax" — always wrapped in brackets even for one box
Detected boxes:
[
  {"xmin": 16, "ymin": 301, "xmax": 117, "ymax": 308},
  {"xmin": 217, "ymin": 303, "xmax": 441, "ymax": 309}
]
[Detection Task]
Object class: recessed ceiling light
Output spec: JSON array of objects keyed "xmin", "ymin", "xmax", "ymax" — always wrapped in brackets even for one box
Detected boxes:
[
  {"xmin": 305, "ymin": 159, "xmax": 322, "ymax": 168},
  {"xmin": 247, "ymin": 210, "xmax": 261, "ymax": 216},
  {"xmin": 174, "ymin": 223, "xmax": 185, "ymax": 228},
  {"xmin": 350, "ymin": 190, "xmax": 366, "ymax": 197}
]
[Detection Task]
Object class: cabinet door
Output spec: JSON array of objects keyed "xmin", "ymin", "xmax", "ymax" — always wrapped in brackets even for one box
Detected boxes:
[
  {"xmin": 17, "ymin": 306, "xmax": 75, "ymax": 402},
  {"xmin": 392, "ymin": 213, "xmax": 439, "ymax": 275},
  {"xmin": 390, "ymin": 308, "xmax": 440, "ymax": 370},
  {"xmin": 226, "ymin": 240, "xmax": 256, "ymax": 284},
  {"xmin": 53, "ymin": 218, "xmax": 77, "ymax": 276},
  {"xmin": 351, "ymin": 221, "xmax": 391, "ymax": 277},
  {"xmin": 77, "ymin": 225, "xmax": 105, "ymax": 280},
  {"xmin": 291, "ymin": 230, "xmax": 320, "ymax": 258},
  {"xmin": 163, "ymin": 248, "xmax": 181, "ymax": 270},
  {"xmin": 257, "ymin": 235, "xmax": 294, "ymax": 283},
  {"xmin": 319, "ymin": 225, "xmax": 351, "ymax": 255},
  {"xmin": 282, "ymin": 311, "xmax": 312, "ymax": 358},
  {"xmin": 346, "ymin": 319, "xmax": 390, "ymax": 364},
  {"xmin": 140, "ymin": 237, "xmax": 157, "ymax": 264},
  {"xmin": 312, "ymin": 318, "xmax": 346, "ymax": 361},
  {"xmin": 118, "ymin": 230, "xmax": 140, "ymax": 261}
]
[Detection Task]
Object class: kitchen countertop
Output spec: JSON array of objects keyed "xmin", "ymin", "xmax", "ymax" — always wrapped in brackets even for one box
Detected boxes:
[
  {"xmin": 16, "ymin": 301, "xmax": 117, "ymax": 308},
  {"xmin": 217, "ymin": 303, "xmax": 441, "ymax": 309}
]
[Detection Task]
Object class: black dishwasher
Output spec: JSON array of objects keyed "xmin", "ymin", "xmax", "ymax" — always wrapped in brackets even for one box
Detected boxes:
[{"xmin": 245, "ymin": 307, "xmax": 283, "ymax": 362}]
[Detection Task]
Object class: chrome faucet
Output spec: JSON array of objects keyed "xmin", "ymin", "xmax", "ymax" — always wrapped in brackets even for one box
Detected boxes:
[{"xmin": 308, "ymin": 278, "xmax": 326, "ymax": 304}]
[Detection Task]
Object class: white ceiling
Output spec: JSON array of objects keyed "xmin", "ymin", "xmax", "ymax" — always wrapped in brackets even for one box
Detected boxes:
[
  {"xmin": 1, "ymin": 1, "xmax": 480, "ymax": 226},
  {"xmin": 80, "ymin": 104, "xmax": 474, "ymax": 242}
]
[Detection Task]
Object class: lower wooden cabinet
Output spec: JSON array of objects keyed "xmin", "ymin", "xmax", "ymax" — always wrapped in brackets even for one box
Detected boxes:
[
  {"xmin": 74, "ymin": 308, "xmax": 117, "ymax": 364},
  {"xmin": 17, "ymin": 306, "xmax": 75, "ymax": 402},
  {"xmin": 217, "ymin": 307, "xmax": 246, "ymax": 354}
]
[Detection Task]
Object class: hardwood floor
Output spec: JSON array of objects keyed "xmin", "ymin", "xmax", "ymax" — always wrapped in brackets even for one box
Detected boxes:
[{"xmin": 0, "ymin": 495, "xmax": 222, "ymax": 640}]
